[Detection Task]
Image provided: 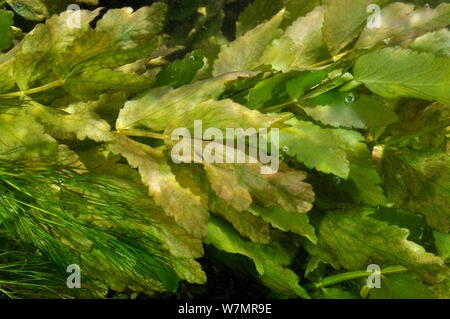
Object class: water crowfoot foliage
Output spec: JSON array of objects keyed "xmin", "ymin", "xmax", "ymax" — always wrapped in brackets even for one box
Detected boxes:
[{"xmin": 0, "ymin": 0, "xmax": 448, "ymax": 299}]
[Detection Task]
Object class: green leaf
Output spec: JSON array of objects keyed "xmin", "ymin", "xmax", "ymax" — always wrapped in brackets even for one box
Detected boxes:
[
  {"xmin": 0, "ymin": 9, "xmax": 14, "ymax": 51},
  {"xmin": 246, "ymin": 71, "xmax": 300, "ymax": 110},
  {"xmin": 409, "ymin": 29, "xmax": 450, "ymax": 57},
  {"xmin": 205, "ymin": 215, "xmax": 310, "ymax": 299},
  {"xmin": 371, "ymin": 207, "xmax": 426, "ymax": 244},
  {"xmin": 278, "ymin": 119, "xmax": 386, "ymax": 205},
  {"xmin": 0, "ymin": 110, "xmax": 82, "ymax": 167},
  {"xmin": 6, "ymin": 0, "xmax": 48, "ymax": 21},
  {"xmin": 108, "ymin": 134, "xmax": 210, "ymax": 239},
  {"xmin": 5, "ymin": 0, "xmax": 99, "ymax": 21},
  {"xmin": 250, "ymin": 204, "xmax": 317, "ymax": 244},
  {"xmin": 354, "ymin": 47, "xmax": 450, "ymax": 104},
  {"xmin": 279, "ymin": 118, "xmax": 351, "ymax": 178},
  {"xmin": 433, "ymin": 231, "xmax": 450, "ymax": 262},
  {"xmin": 258, "ymin": 6, "xmax": 328, "ymax": 72},
  {"xmin": 0, "ymin": 50, "xmax": 16, "ymax": 93},
  {"xmin": 308, "ymin": 209, "xmax": 445, "ymax": 283},
  {"xmin": 13, "ymin": 8, "xmax": 102, "ymax": 90},
  {"xmin": 27, "ymin": 100, "xmax": 113, "ymax": 142},
  {"xmin": 300, "ymin": 92, "xmax": 399, "ymax": 129},
  {"xmin": 356, "ymin": 2, "xmax": 450, "ymax": 49},
  {"xmin": 379, "ymin": 149, "xmax": 450, "ymax": 233},
  {"xmin": 210, "ymin": 196, "xmax": 271, "ymax": 244},
  {"xmin": 369, "ymin": 273, "xmax": 436, "ymax": 299},
  {"xmin": 82, "ymin": 4, "xmax": 167, "ymax": 69},
  {"xmin": 212, "ymin": 9, "xmax": 285, "ymax": 76},
  {"xmin": 285, "ymin": 70, "xmax": 328, "ymax": 101},
  {"xmin": 154, "ymin": 51, "xmax": 204, "ymax": 89},
  {"xmin": 116, "ymin": 71, "xmax": 260, "ymax": 131},
  {"xmin": 0, "ymin": 111, "xmax": 58, "ymax": 160},
  {"xmin": 63, "ymin": 68, "xmax": 154, "ymax": 101},
  {"xmin": 236, "ymin": 0, "xmax": 283, "ymax": 37},
  {"xmin": 204, "ymin": 161, "xmax": 315, "ymax": 215},
  {"xmin": 322, "ymin": 0, "xmax": 383, "ymax": 55}
]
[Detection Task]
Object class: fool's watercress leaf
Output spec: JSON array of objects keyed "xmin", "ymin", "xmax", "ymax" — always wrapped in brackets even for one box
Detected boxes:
[
  {"xmin": 433, "ymin": 231, "xmax": 450, "ymax": 262},
  {"xmin": 279, "ymin": 118, "xmax": 386, "ymax": 205},
  {"xmin": 409, "ymin": 29, "xmax": 450, "ymax": 57},
  {"xmin": 205, "ymin": 215, "xmax": 310, "ymax": 299},
  {"xmin": 379, "ymin": 149, "xmax": 450, "ymax": 233},
  {"xmin": 354, "ymin": 47, "xmax": 450, "ymax": 104},
  {"xmin": 6, "ymin": 0, "xmax": 48, "ymax": 21},
  {"xmin": 307, "ymin": 209, "xmax": 445, "ymax": 283},
  {"xmin": 27, "ymin": 100, "xmax": 113, "ymax": 142},
  {"xmin": 212, "ymin": 9, "xmax": 285, "ymax": 76},
  {"xmin": 108, "ymin": 134, "xmax": 210, "ymax": 239},
  {"xmin": 249, "ymin": 204, "xmax": 317, "ymax": 244},
  {"xmin": 13, "ymin": 8, "xmax": 101, "ymax": 91},
  {"xmin": 235, "ymin": 0, "xmax": 283, "ymax": 37},
  {"xmin": 0, "ymin": 9, "xmax": 14, "ymax": 52},
  {"xmin": 204, "ymin": 162, "xmax": 315, "ymax": 215},
  {"xmin": 210, "ymin": 196, "xmax": 271, "ymax": 244},
  {"xmin": 63, "ymin": 68, "xmax": 154, "ymax": 101},
  {"xmin": 246, "ymin": 71, "xmax": 300, "ymax": 110},
  {"xmin": 258, "ymin": 6, "xmax": 328, "ymax": 72},
  {"xmin": 154, "ymin": 51, "xmax": 204, "ymax": 89},
  {"xmin": 82, "ymin": 4, "xmax": 167, "ymax": 69},
  {"xmin": 370, "ymin": 207, "xmax": 426, "ymax": 244},
  {"xmin": 369, "ymin": 273, "xmax": 436, "ymax": 299},
  {"xmin": 116, "ymin": 71, "xmax": 259, "ymax": 132},
  {"xmin": 5, "ymin": 0, "xmax": 99, "ymax": 21},
  {"xmin": 300, "ymin": 92, "xmax": 399, "ymax": 129},
  {"xmin": 279, "ymin": 118, "xmax": 351, "ymax": 178},
  {"xmin": 356, "ymin": 2, "xmax": 450, "ymax": 49},
  {"xmin": 0, "ymin": 109, "xmax": 83, "ymax": 168},
  {"xmin": 322, "ymin": 0, "xmax": 387, "ymax": 55}
]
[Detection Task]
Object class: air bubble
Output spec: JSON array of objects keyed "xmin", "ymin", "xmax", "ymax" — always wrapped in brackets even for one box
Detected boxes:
[
  {"xmin": 283, "ymin": 146, "xmax": 289, "ymax": 153},
  {"xmin": 188, "ymin": 56, "xmax": 195, "ymax": 62},
  {"xmin": 424, "ymin": 3, "xmax": 430, "ymax": 8},
  {"xmin": 333, "ymin": 176, "xmax": 342, "ymax": 184},
  {"xmin": 383, "ymin": 37, "xmax": 391, "ymax": 44},
  {"xmin": 345, "ymin": 93, "xmax": 355, "ymax": 103}
]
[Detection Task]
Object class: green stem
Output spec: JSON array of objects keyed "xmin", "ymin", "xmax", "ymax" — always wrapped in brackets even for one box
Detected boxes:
[
  {"xmin": 118, "ymin": 129, "xmax": 167, "ymax": 140},
  {"xmin": 338, "ymin": 80, "xmax": 363, "ymax": 92},
  {"xmin": 0, "ymin": 80, "xmax": 64, "ymax": 99},
  {"xmin": 305, "ymin": 49, "xmax": 355, "ymax": 69},
  {"xmin": 304, "ymin": 265, "xmax": 408, "ymax": 291},
  {"xmin": 260, "ymin": 99, "xmax": 297, "ymax": 113},
  {"xmin": 383, "ymin": 119, "xmax": 450, "ymax": 147}
]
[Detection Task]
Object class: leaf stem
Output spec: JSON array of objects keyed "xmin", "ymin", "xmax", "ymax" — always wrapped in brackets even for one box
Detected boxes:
[
  {"xmin": 305, "ymin": 49, "xmax": 355, "ymax": 69},
  {"xmin": 0, "ymin": 80, "xmax": 64, "ymax": 99},
  {"xmin": 383, "ymin": 119, "xmax": 450, "ymax": 147},
  {"xmin": 338, "ymin": 80, "xmax": 363, "ymax": 92},
  {"xmin": 118, "ymin": 129, "xmax": 167, "ymax": 140},
  {"xmin": 304, "ymin": 265, "xmax": 408, "ymax": 291},
  {"xmin": 260, "ymin": 99, "xmax": 297, "ymax": 113}
]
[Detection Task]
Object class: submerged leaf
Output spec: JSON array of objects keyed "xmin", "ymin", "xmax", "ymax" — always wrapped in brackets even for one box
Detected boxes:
[
  {"xmin": 308, "ymin": 209, "xmax": 445, "ymax": 283},
  {"xmin": 354, "ymin": 48, "xmax": 450, "ymax": 104},
  {"xmin": 205, "ymin": 215, "xmax": 310, "ymax": 299},
  {"xmin": 259, "ymin": 6, "xmax": 328, "ymax": 72},
  {"xmin": 108, "ymin": 134, "xmax": 209, "ymax": 239},
  {"xmin": 212, "ymin": 9, "xmax": 285, "ymax": 76}
]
